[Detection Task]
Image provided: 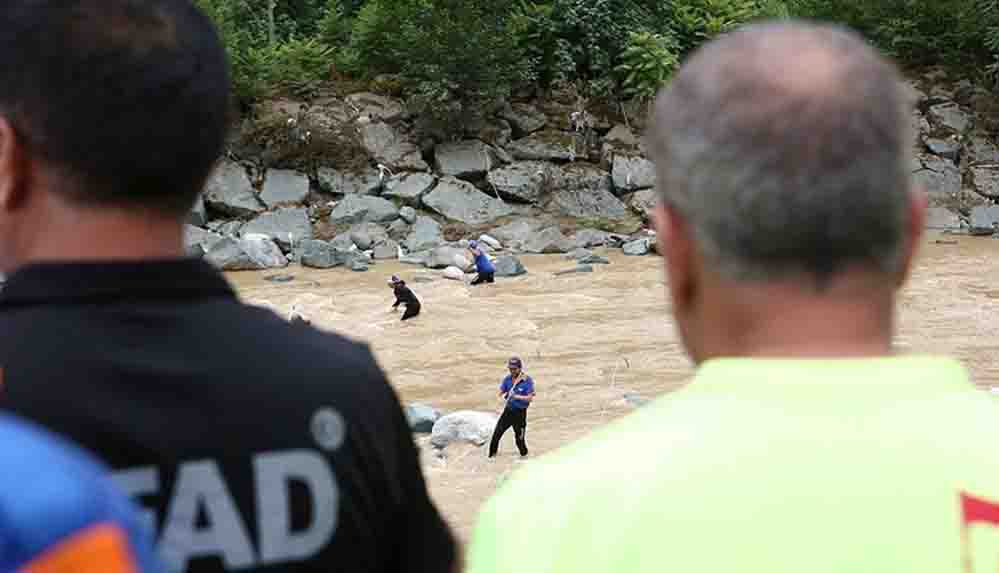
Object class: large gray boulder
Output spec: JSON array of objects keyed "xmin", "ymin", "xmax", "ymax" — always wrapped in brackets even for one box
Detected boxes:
[
  {"xmin": 360, "ymin": 122, "xmax": 428, "ymax": 171},
  {"xmin": 388, "ymin": 218, "xmax": 412, "ymax": 240},
  {"xmin": 430, "ymin": 411, "xmax": 498, "ymax": 449},
  {"xmin": 971, "ymin": 166, "xmax": 999, "ymax": 199},
  {"xmin": 507, "ymin": 131, "xmax": 577, "ymax": 162},
  {"xmin": 404, "ymin": 216, "xmax": 445, "ymax": 252},
  {"xmin": 204, "ymin": 160, "xmax": 264, "ymax": 218},
  {"xmin": 522, "ymin": 227, "xmax": 573, "ymax": 254},
  {"xmin": 188, "ymin": 194, "xmax": 207, "ymax": 227},
  {"xmin": 611, "ymin": 155, "xmax": 656, "ymax": 192},
  {"xmin": 345, "ymin": 92, "xmax": 405, "ymax": 123},
  {"xmin": 487, "ymin": 161, "xmax": 552, "ymax": 203},
  {"xmin": 571, "ymin": 229, "xmax": 611, "ymax": 248},
  {"xmin": 400, "ymin": 251, "xmax": 431, "ymax": 266},
  {"xmin": 548, "ymin": 187, "xmax": 630, "ymax": 220},
  {"xmin": 925, "ymin": 207, "xmax": 961, "ymax": 230},
  {"xmin": 422, "ymin": 177, "xmax": 513, "ymax": 225},
  {"xmin": 207, "ymin": 220, "xmax": 244, "ymax": 238},
  {"xmin": 626, "ymin": 189, "xmax": 658, "ymax": 218},
  {"xmin": 428, "ymin": 246, "xmax": 473, "ymax": 271},
  {"xmin": 329, "ymin": 195, "xmax": 399, "ymax": 224},
  {"xmin": 554, "ymin": 264, "xmax": 594, "ymax": 276},
  {"xmin": 399, "ymin": 206, "xmax": 417, "ymax": 224},
  {"xmin": 928, "ymin": 102, "xmax": 971, "ymax": 133},
  {"xmin": 622, "ymin": 237, "xmax": 653, "ymax": 256},
  {"xmin": 383, "ymin": 173, "xmax": 436, "ymax": 206},
  {"xmin": 184, "ymin": 225, "xmax": 224, "ymax": 257},
  {"xmin": 205, "ymin": 236, "xmax": 288, "ymax": 270},
  {"xmin": 405, "ymin": 403, "xmax": 442, "ymax": 434},
  {"xmin": 435, "ymin": 140, "xmax": 502, "ymax": 180},
  {"xmin": 316, "ymin": 167, "xmax": 383, "ymax": 196},
  {"xmin": 494, "ymin": 255, "xmax": 527, "ymax": 277},
  {"xmin": 442, "ymin": 266, "xmax": 467, "ymax": 281},
  {"xmin": 970, "ymin": 205, "xmax": 999, "ymax": 234},
  {"xmin": 241, "ymin": 207, "xmax": 313, "ymax": 252},
  {"xmin": 551, "ymin": 163, "xmax": 613, "ymax": 192},
  {"xmin": 913, "ymin": 156, "xmax": 961, "ymax": 197},
  {"xmin": 499, "ymin": 103, "xmax": 547, "ymax": 137},
  {"xmin": 260, "ymin": 169, "xmax": 310, "ymax": 208},
  {"xmin": 478, "ymin": 234, "xmax": 502, "ymax": 250},
  {"xmin": 922, "ymin": 137, "xmax": 961, "ymax": 162},
  {"xmin": 297, "ymin": 239, "xmax": 349, "ymax": 269},
  {"xmin": 204, "ymin": 237, "xmax": 255, "ymax": 270},
  {"xmin": 241, "ymin": 235, "xmax": 290, "ymax": 268},
  {"xmin": 967, "ymin": 135, "xmax": 999, "ymax": 165},
  {"xmin": 604, "ymin": 124, "xmax": 638, "ymax": 147},
  {"xmin": 349, "ymin": 222, "xmax": 389, "ymax": 250},
  {"xmin": 330, "ymin": 233, "xmax": 356, "ymax": 251},
  {"xmin": 490, "ymin": 218, "xmax": 550, "ymax": 247},
  {"xmin": 464, "ymin": 117, "xmax": 513, "ymax": 147},
  {"xmin": 372, "ymin": 239, "xmax": 400, "ymax": 260}
]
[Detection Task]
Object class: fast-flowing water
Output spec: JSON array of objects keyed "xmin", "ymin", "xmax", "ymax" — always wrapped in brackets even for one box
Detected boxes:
[{"xmin": 228, "ymin": 231, "xmax": 999, "ymax": 542}]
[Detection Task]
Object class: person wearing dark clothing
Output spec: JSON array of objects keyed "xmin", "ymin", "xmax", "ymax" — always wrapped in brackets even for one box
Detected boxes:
[
  {"xmin": 488, "ymin": 357, "xmax": 536, "ymax": 458},
  {"xmin": 0, "ymin": 2, "xmax": 457, "ymax": 572},
  {"xmin": 468, "ymin": 241, "xmax": 496, "ymax": 286},
  {"xmin": 389, "ymin": 275, "xmax": 421, "ymax": 321}
]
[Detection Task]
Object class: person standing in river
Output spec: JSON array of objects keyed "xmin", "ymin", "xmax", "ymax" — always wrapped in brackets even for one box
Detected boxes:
[
  {"xmin": 389, "ymin": 275, "xmax": 421, "ymax": 321},
  {"xmin": 488, "ymin": 357, "xmax": 535, "ymax": 458},
  {"xmin": 468, "ymin": 240, "xmax": 496, "ymax": 286}
]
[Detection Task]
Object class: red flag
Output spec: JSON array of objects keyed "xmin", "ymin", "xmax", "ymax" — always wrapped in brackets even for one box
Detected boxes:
[{"xmin": 961, "ymin": 492, "xmax": 999, "ymax": 527}]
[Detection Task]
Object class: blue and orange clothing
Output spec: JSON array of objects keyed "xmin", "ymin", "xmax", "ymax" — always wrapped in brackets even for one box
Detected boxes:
[
  {"xmin": 0, "ymin": 414, "xmax": 160, "ymax": 573},
  {"xmin": 500, "ymin": 375, "xmax": 534, "ymax": 410}
]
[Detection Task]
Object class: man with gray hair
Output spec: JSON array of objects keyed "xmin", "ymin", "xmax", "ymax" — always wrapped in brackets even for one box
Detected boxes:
[{"xmin": 466, "ymin": 20, "xmax": 999, "ymax": 573}]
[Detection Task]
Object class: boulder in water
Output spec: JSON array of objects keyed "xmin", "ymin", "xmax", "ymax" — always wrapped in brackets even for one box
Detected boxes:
[
  {"xmin": 554, "ymin": 264, "xmax": 594, "ymax": 276},
  {"xmin": 430, "ymin": 411, "xmax": 498, "ymax": 449},
  {"xmin": 405, "ymin": 403, "xmax": 442, "ymax": 434},
  {"xmin": 494, "ymin": 255, "xmax": 527, "ymax": 277},
  {"xmin": 442, "ymin": 266, "xmax": 466, "ymax": 281},
  {"xmin": 622, "ymin": 238, "xmax": 652, "ymax": 256}
]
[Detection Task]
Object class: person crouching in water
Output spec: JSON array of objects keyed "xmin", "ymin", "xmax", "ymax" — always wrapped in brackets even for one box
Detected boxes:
[
  {"xmin": 488, "ymin": 357, "xmax": 535, "ymax": 458},
  {"xmin": 468, "ymin": 240, "xmax": 495, "ymax": 285},
  {"xmin": 389, "ymin": 275, "xmax": 421, "ymax": 321}
]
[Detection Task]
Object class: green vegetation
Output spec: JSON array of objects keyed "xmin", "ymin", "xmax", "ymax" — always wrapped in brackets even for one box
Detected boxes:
[{"xmin": 196, "ymin": 0, "xmax": 999, "ymax": 116}]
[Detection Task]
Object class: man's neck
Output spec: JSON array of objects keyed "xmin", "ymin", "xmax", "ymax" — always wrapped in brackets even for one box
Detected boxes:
[
  {"xmin": 696, "ymin": 271, "xmax": 897, "ymax": 362},
  {"xmin": 15, "ymin": 201, "xmax": 184, "ymax": 269}
]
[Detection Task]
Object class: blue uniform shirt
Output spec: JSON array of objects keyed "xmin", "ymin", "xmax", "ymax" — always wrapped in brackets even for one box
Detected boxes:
[
  {"xmin": 0, "ymin": 414, "xmax": 161, "ymax": 573},
  {"xmin": 473, "ymin": 250, "xmax": 495, "ymax": 274},
  {"xmin": 500, "ymin": 376, "xmax": 535, "ymax": 411}
]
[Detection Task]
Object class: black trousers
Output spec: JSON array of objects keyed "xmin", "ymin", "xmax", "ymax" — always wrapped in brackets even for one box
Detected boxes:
[
  {"xmin": 471, "ymin": 271, "xmax": 495, "ymax": 285},
  {"xmin": 489, "ymin": 407, "xmax": 528, "ymax": 457},
  {"xmin": 401, "ymin": 302, "xmax": 421, "ymax": 321}
]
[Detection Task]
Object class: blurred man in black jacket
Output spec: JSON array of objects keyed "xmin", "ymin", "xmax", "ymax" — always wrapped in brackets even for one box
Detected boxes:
[{"xmin": 0, "ymin": 2, "xmax": 457, "ymax": 572}]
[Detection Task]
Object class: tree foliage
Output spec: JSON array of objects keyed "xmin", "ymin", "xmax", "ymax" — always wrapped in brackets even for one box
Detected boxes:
[{"xmin": 194, "ymin": 0, "xmax": 999, "ymax": 115}]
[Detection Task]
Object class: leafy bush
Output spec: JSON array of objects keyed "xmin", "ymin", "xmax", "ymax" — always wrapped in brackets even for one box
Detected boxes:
[
  {"xmin": 788, "ymin": 0, "xmax": 990, "ymax": 64},
  {"xmin": 193, "ymin": 0, "xmax": 999, "ymax": 111},
  {"xmin": 345, "ymin": 0, "xmax": 527, "ymax": 123},
  {"xmin": 615, "ymin": 32, "xmax": 680, "ymax": 101}
]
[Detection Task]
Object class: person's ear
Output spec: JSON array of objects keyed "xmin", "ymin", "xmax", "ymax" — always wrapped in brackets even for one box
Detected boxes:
[
  {"xmin": 0, "ymin": 116, "xmax": 28, "ymax": 213},
  {"xmin": 653, "ymin": 203, "xmax": 696, "ymax": 312},
  {"xmin": 895, "ymin": 186, "xmax": 927, "ymax": 288}
]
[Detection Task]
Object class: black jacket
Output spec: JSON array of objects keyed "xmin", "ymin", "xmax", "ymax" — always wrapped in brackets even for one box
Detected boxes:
[
  {"xmin": 392, "ymin": 283, "xmax": 420, "ymax": 308},
  {"xmin": 0, "ymin": 259, "xmax": 454, "ymax": 573}
]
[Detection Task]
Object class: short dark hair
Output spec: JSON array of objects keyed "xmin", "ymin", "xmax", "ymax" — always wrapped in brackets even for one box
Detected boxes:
[{"xmin": 0, "ymin": 1, "xmax": 231, "ymax": 215}]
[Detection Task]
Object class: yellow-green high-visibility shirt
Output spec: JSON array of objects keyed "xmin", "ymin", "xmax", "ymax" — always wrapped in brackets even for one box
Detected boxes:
[{"xmin": 467, "ymin": 356, "xmax": 999, "ymax": 573}]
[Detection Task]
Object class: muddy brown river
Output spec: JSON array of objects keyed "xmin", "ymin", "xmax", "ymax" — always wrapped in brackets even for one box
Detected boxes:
[{"xmin": 227, "ymin": 231, "xmax": 999, "ymax": 544}]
